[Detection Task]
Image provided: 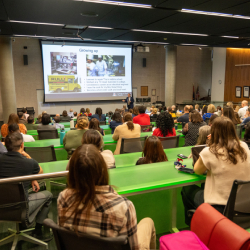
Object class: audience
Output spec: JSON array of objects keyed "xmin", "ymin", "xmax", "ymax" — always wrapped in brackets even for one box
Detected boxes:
[
  {"xmin": 1, "ymin": 113, "xmax": 27, "ymax": 137},
  {"xmin": 0, "ymin": 141, "xmax": 7, "ymax": 153},
  {"xmin": 181, "ymin": 117, "xmax": 250, "ymax": 225},
  {"xmin": 223, "ymin": 106, "xmax": 238, "ymax": 125},
  {"xmin": 85, "ymin": 108, "xmax": 92, "ymax": 117},
  {"xmin": 91, "ymin": 107, "xmax": 106, "ymax": 121},
  {"xmin": 0, "ymin": 132, "xmax": 53, "ymax": 241},
  {"xmin": 172, "ymin": 105, "xmax": 176, "ymax": 113},
  {"xmin": 202, "ymin": 104, "xmax": 215, "ymax": 121},
  {"xmin": 110, "ymin": 112, "xmax": 123, "ymax": 134},
  {"xmin": 244, "ymin": 122, "xmax": 250, "ymax": 148},
  {"xmin": 53, "ymin": 116, "xmax": 65, "ymax": 130},
  {"xmin": 234, "ymin": 112, "xmax": 241, "ymax": 124},
  {"xmin": 151, "ymin": 108, "xmax": 158, "ymax": 118},
  {"xmin": 182, "ymin": 111, "xmax": 206, "ymax": 146},
  {"xmin": 153, "ymin": 112, "xmax": 176, "ymax": 137},
  {"xmin": 201, "ymin": 105, "xmax": 207, "ymax": 116},
  {"xmin": 195, "ymin": 104, "xmax": 200, "ymax": 112},
  {"xmin": 22, "ymin": 108, "xmax": 29, "ymax": 119},
  {"xmin": 60, "ymin": 110, "xmax": 71, "ymax": 122},
  {"xmin": 68, "ymin": 109, "xmax": 74, "ymax": 118},
  {"xmin": 37, "ymin": 114, "xmax": 56, "ymax": 130},
  {"xmin": 73, "ymin": 111, "xmax": 77, "ymax": 118},
  {"xmin": 132, "ymin": 106, "xmax": 139, "ymax": 118},
  {"xmin": 175, "ymin": 105, "xmax": 189, "ymax": 124},
  {"xmin": 136, "ymin": 136, "xmax": 168, "ymax": 165},
  {"xmin": 227, "ymin": 102, "xmax": 234, "ymax": 109},
  {"xmin": 63, "ymin": 116, "xmax": 89, "ymax": 158},
  {"xmin": 214, "ymin": 106, "xmax": 222, "ymax": 117},
  {"xmin": 238, "ymin": 100, "xmax": 249, "ymax": 120},
  {"xmin": 129, "ymin": 108, "xmax": 133, "ymax": 113},
  {"xmin": 113, "ymin": 113, "xmax": 141, "ymax": 155},
  {"xmin": 241, "ymin": 107, "xmax": 250, "ymax": 125},
  {"xmin": 208, "ymin": 114, "xmax": 218, "ymax": 126},
  {"xmin": 25, "ymin": 116, "xmax": 38, "ymax": 130},
  {"xmin": 133, "ymin": 105, "xmax": 150, "ymax": 125},
  {"xmin": 78, "ymin": 108, "xmax": 86, "ymax": 117},
  {"xmin": 58, "ymin": 144, "xmax": 156, "ymax": 250},
  {"xmin": 196, "ymin": 125, "xmax": 211, "ymax": 145},
  {"xmin": 235, "ymin": 105, "xmax": 240, "ymax": 113},
  {"xmin": 89, "ymin": 118, "xmax": 105, "ymax": 136},
  {"xmin": 35, "ymin": 114, "xmax": 42, "ymax": 124},
  {"xmin": 18, "ymin": 112, "xmax": 27, "ymax": 124},
  {"xmin": 8, "ymin": 123, "xmax": 35, "ymax": 142}
]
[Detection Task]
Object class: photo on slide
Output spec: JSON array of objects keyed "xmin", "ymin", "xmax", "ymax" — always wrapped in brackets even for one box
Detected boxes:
[
  {"xmin": 86, "ymin": 55, "xmax": 125, "ymax": 77},
  {"xmin": 47, "ymin": 75, "xmax": 81, "ymax": 93},
  {"xmin": 51, "ymin": 52, "xmax": 77, "ymax": 75}
]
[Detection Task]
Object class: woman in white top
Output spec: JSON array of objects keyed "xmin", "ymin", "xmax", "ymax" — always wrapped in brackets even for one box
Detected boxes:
[{"xmin": 182, "ymin": 116, "xmax": 250, "ymax": 225}]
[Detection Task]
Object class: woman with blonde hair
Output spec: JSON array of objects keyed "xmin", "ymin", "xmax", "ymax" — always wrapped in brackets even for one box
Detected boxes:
[
  {"xmin": 85, "ymin": 108, "xmax": 92, "ymax": 117},
  {"xmin": 112, "ymin": 113, "xmax": 141, "ymax": 155},
  {"xmin": 202, "ymin": 104, "xmax": 215, "ymax": 121},
  {"xmin": 63, "ymin": 116, "xmax": 89, "ymax": 158}
]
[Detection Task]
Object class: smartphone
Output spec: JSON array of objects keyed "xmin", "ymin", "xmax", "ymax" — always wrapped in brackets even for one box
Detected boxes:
[
  {"xmin": 178, "ymin": 168, "xmax": 194, "ymax": 174},
  {"xmin": 177, "ymin": 154, "xmax": 188, "ymax": 159}
]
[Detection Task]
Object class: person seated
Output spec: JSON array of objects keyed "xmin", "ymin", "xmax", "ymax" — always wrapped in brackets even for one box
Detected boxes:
[
  {"xmin": 37, "ymin": 114, "xmax": 57, "ymax": 130},
  {"xmin": 201, "ymin": 105, "xmax": 207, "ymax": 116},
  {"xmin": 196, "ymin": 125, "xmax": 211, "ymax": 145},
  {"xmin": 208, "ymin": 114, "xmax": 218, "ymax": 126},
  {"xmin": 202, "ymin": 104, "xmax": 215, "ymax": 121},
  {"xmin": 132, "ymin": 106, "xmax": 139, "ymax": 118},
  {"xmin": 1, "ymin": 113, "xmax": 27, "ymax": 137},
  {"xmin": 53, "ymin": 116, "xmax": 65, "ymax": 130},
  {"xmin": 110, "ymin": 112, "xmax": 123, "ymax": 134},
  {"xmin": 85, "ymin": 108, "xmax": 92, "ymax": 117},
  {"xmin": 238, "ymin": 100, "xmax": 249, "ymax": 121},
  {"xmin": 0, "ymin": 141, "xmax": 7, "ymax": 153},
  {"xmin": 136, "ymin": 136, "xmax": 168, "ymax": 165},
  {"xmin": 18, "ymin": 111, "xmax": 27, "ymax": 124},
  {"xmin": 122, "ymin": 105, "xmax": 128, "ymax": 112},
  {"xmin": 22, "ymin": 108, "xmax": 30, "ymax": 120},
  {"xmin": 181, "ymin": 117, "xmax": 250, "ymax": 226},
  {"xmin": 234, "ymin": 112, "xmax": 241, "ymax": 124},
  {"xmin": 162, "ymin": 106, "xmax": 167, "ymax": 112},
  {"xmin": 129, "ymin": 109, "xmax": 133, "ymax": 114},
  {"xmin": 153, "ymin": 112, "xmax": 176, "ymax": 137},
  {"xmin": 35, "ymin": 114, "xmax": 42, "ymax": 124},
  {"xmin": 68, "ymin": 109, "xmax": 74, "ymax": 118},
  {"xmin": 227, "ymin": 102, "xmax": 234, "ymax": 109},
  {"xmin": 91, "ymin": 107, "xmax": 106, "ymax": 121},
  {"xmin": 167, "ymin": 107, "xmax": 176, "ymax": 118},
  {"xmin": 243, "ymin": 121, "xmax": 250, "ymax": 149},
  {"xmin": 25, "ymin": 116, "xmax": 38, "ymax": 130},
  {"xmin": 0, "ymin": 132, "xmax": 53, "ymax": 241},
  {"xmin": 63, "ymin": 116, "xmax": 89, "ymax": 158},
  {"xmin": 9, "ymin": 123, "xmax": 35, "ymax": 142},
  {"xmin": 174, "ymin": 105, "xmax": 190, "ymax": 123},
  {"xmin": 89, "ymin": 118, "xmax": 105, "ymax": 136},
  {"xmin": 241, "ymin": 107, "xmax": 250, "ymax": 125},
  {"xmin": 151, "ymin": 108, "xmax": 158, "ymax": 118},
  {"xmin": 60, "ymin": 110, "xmax": 71, "ymax": 122},
  {"xmin": 58, "ymin": 144, "xmax": 156, "ymax": 250},
  {"xmin": 172, "ymin": 105, "xmax": 176, "ymax": 113},
  {"xmin": 113, "ymin": 113, "xmax": 141, "ymax": 155},
  {"xmin": 66, "ymin": 129, "xmax": 114, "ymax": 169},
  {"xmin": 183, "ymin": 111, "xmax": 206, "ymax": 146},
  {"xmin": 73, "ymin": 111, "xmax": 77, "ymax": 118},
  {"xmin": 222, "ymin": 106, "xmax": 239, "ymax": 125},
  {"xmin": 195, "ymin": 104, "xmax": 200, "ymax": 112},
  {"xmin": 214, "ymin": 106, "xmax": 222, "ymax": 117},
  {"xmin": 133, "ymin": 105, "xmax": 150, "ymax": 125},
  {"xmin": 235, "ymin": 105, "xmax": 240, "ymax": 113}
]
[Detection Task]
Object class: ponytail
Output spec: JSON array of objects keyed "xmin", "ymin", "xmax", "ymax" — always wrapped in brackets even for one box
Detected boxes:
[{"xmin": 126, "ymin": 121, "xmax": 134, "ymax": 131}]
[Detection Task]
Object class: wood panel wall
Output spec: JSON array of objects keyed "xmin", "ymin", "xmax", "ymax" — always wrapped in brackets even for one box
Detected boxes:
[{"xmin": 224, "ymin": 48, "xmax": 250, "ymax": 103}]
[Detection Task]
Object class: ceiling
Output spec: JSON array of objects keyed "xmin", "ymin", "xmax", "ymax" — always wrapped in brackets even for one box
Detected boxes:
[{"xmin": 1, "ymin": 0, "xmax": 250, "ymax": 47}]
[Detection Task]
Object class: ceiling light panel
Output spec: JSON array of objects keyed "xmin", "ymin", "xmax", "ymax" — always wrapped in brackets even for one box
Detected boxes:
[
  {"xmin": 8, "ymin": 20, "xmax": 64, "ymax": 26},
  {"xmin": 131, "ymin": 29, "xmax": 208, "ymax": 36}
]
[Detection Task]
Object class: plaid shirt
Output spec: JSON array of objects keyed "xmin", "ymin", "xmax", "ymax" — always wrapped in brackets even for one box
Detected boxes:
[{"xmin": 57, "ymin": 186, "xmax": 139, "ymax": 250}]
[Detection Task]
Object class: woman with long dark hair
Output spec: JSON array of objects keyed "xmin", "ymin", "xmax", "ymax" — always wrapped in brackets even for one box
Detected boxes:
[
  {"xmin": 91, "ymin": 107, "xmax": 106, "ymax": 121},
  {"xmin": 58, "ymin": 144, "xmax": 156, "ymax": 250},
  {"xmin": 222, "ymin": 106, "xmax": 238, "ymax": 125},
  {"xmin": 112, "ymin": 113, "xmax": 141, "ymax": 155},
  {"xmin": 153, "ymin": 112, "xmax": 176, "ymax": 137},
  {"xmin": 136, "ymin": 136, "xmax": 168, "ymax": 165},
  {"xmin": 182, "ymin": 117, "xmax": 250, "ymax": 225},
  {"xmin": 110, "ymin": 112, "xmax": 123, "ymax": 134},
  {"xmin": 89, "ymin": 118, "xmax": 105, "ymax": 136}
]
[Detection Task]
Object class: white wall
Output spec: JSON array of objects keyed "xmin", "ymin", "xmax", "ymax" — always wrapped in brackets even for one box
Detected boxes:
[{"xmin": 211, "ymin": 47, "xmax": 227, "ymax": 103}]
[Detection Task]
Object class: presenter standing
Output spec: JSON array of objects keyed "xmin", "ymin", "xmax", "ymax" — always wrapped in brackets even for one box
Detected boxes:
[
  {"xmin": 122, "ymin": 93, "xmax": 134, "ymax": 109},
  {"xmin": 96, "ymin": 55, "xmax": 107, "ymax": 76}
]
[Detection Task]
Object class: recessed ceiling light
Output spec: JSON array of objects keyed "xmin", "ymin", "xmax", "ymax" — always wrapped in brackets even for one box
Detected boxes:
[
  {"xmin": 80, "ymin": 12, "xmax": 99, "ymax": 17},
  {"xmin": 181, "ymin": 8, "xmax": 250, "ymax": 20},
  {"xmin": 221, "ymin": 36, "xmax": 239, "ymax": 39},
  {"xmin": 64, "ymin": 25, "xmax": 87, "ymax": 30},
  {"xmin": 181, "ymin": 43, "xmax": 208, "ymax": 46},
  {"xmin": 164, "ymin": 38, "xmax": 168, "ymax": 40},
  {"xmin": 89, "ymin": 26, "xmax": 113, "ymax": 29}
]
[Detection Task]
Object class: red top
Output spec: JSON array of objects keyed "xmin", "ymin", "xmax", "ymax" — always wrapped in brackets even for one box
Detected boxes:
[
  {"xmin": 152, "ymin": 128, "xmax": 176, "ymax": 137},
  {"xmin": 133, "ymin": 114, "xmax": 150, "ymax": 125}
]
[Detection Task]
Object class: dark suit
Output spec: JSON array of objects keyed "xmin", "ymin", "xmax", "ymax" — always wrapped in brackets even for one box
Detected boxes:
[{"xmin": 125, "ymin": 96, "xmax": 134, "ymax": 109}]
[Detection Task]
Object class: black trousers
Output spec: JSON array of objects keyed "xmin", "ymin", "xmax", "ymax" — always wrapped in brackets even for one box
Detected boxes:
[{"xmin": 181, "ymin": 185, "xmax": 225, "ymax": 226}]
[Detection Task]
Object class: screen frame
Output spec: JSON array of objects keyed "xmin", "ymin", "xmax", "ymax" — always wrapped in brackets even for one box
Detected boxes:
[{"xmin": 39, "ymin": 40, "xmax": 133, "ymax": 104}]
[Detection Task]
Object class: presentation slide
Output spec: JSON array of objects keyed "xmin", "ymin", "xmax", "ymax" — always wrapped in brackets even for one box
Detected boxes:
[{"xmin": 41, "ymin": 41, "xmax": 132, "ymax": 102}]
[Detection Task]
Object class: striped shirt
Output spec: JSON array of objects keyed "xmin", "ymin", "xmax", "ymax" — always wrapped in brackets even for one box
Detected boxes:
[{"xmin": 57, "ymin": 186, "xmax": 139, "ymax": 250}]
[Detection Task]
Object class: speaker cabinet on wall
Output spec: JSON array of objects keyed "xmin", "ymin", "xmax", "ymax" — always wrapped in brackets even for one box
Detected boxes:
[
  {"xmin": 23, "ymin": 55, "xmax": 28, "ymax": 65},
  {"xmin": 143, "ymin": 58, "xmax": 146, "ymax": 67}
]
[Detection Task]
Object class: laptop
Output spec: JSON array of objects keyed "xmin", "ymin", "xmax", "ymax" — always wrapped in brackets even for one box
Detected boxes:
[{"xmin": 191, "ymin": 145, "xmax": 207, "ymax": 167}]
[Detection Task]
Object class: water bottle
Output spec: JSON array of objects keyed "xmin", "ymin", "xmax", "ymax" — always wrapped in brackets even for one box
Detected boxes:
[
  {"xmin": 60, "ymin": 128, "xmax": 66, "ymax": 145},
  {"xmin": 70, "ymin": 119, "xmax": 74, "ymax": 129},
  {"xmin": 106, "ymin": 116, "xmax": 109, "ymax": 125}
]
